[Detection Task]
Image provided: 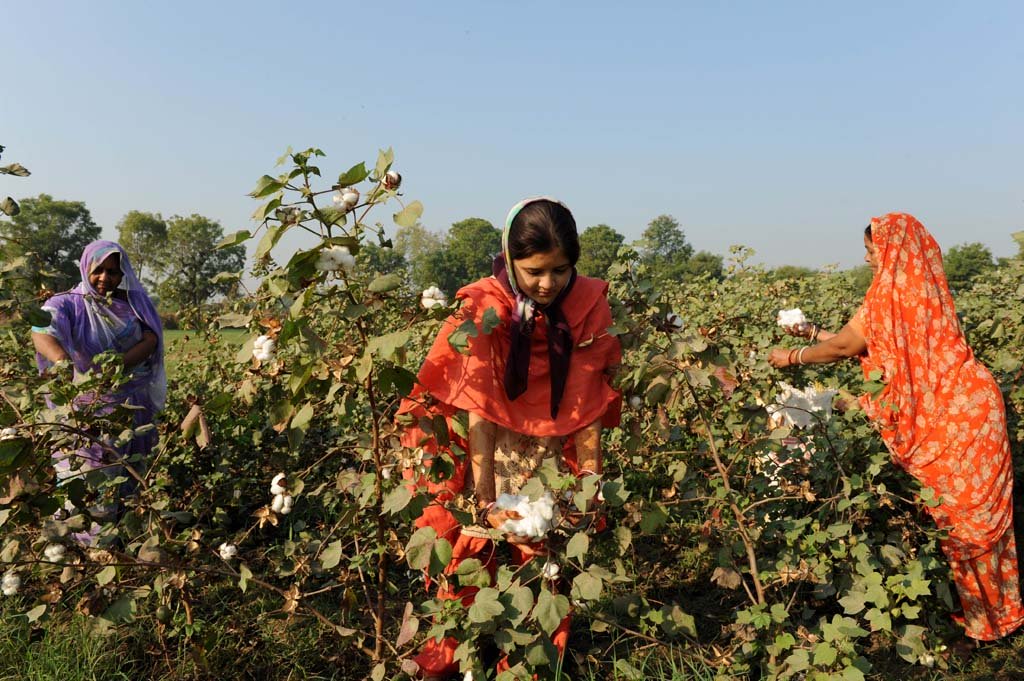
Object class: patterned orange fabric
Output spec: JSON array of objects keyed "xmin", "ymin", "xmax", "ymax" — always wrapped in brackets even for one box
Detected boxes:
[
  {"xmin": 399, "ymin": 274, "xmax": 621, "ymax": 676},
  {"xmin": 856, "ymin": 212, "xmax": 1024, "ymax": 639}
]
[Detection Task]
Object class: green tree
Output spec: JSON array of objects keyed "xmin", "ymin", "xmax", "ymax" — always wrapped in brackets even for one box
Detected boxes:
[
  {"xmin": 359, "ymin": 241, "xmax": 407, "ymax": 276},
  {"xmin": 768, "ymin": 265, "xmax": 817, "ymax": 281},
  {"xmin": 682, "ymin": 250, "xmax": 724, "ymax": 281},
  {"xmin": 393, "ymin": 223, "xmax": 443, "ymax": 292},
  {"xmin": 157, "ymin": 214, "xmax": 246, "ymax": 312},
  {"xmin": 577, "ymin": 224, "xmax": 625, "ymax": 278},
  {"xmin": 847, "ymin": 264, "xmax": 874, "ymax": 297},
  {"xmin": 440, "ymin": 217, "xmax": 501, "ymax": 293},
  {"xmin": 0, "ymin": 193, "xmax": 101, "ymax": 292},
  {"xmin": 944, "ymin": 242, "xmax": 995, "ymax": 291},
  {"xmin": 639, "ymin": 214, "xmax": 694, "ymax": 280},
  {"xmin": 116, "ymin": 210, "xmax": 167, "ymax": 285}
]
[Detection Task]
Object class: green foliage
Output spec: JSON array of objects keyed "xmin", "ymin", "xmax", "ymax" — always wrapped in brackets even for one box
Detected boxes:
[
  {"xmin": 156, "ymin": 214, "xmax": 245, "ymax": 313},
  {"xmin": 639, "ymin": 214, "xmax": 697, "ymax": 282},
  {"xmin": 943, "ymin": 241, "xmax": 995, "ymax": 292},
  {"xmin": 578, "ymin": 224, "xmax": 625, "ymax": 277},
  {"xmin": 0, "ymin": 193, "xmax": 101, "ymax": 292},
  {"xmin": 115, "ymin": 210, "xmax": 167, "ymax": 285}
]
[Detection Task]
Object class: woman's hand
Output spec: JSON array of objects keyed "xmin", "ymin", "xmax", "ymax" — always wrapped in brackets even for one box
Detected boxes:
[
  {"xmin": 484, "ymin": 508, "xmax": 547, "ymax": 554},
  {"xmin": 768, "ymin": 347, "xmax": 794, "ymax": 369},
  {"xmin": 781, "ymin": 322, "xmax": 815, "ymax": 339}
]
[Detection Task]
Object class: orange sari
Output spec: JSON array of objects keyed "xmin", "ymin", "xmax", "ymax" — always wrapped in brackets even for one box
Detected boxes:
[
  {"xmin": 398, "ymin": 274, "xmax": 621, "ymax": 676},
  {"xmin": 855, "ymin": 213, "xmax": 1024, "ymax": 640}
]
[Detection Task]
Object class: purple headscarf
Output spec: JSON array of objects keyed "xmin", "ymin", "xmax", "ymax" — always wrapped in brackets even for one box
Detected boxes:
[{"xmin": 34, "ymin": 240, "xmax": 166, "ymax": 411}]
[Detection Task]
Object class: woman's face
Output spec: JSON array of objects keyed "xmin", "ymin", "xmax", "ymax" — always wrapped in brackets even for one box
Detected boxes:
[
  {"xmin": 512, "ymin": 248, "xmax": 572, "ymax": 305},
  {"xmin": 89, "ymin": 253, "xmax": 123, "ymax": 295},
  {"xmin": 863, "ymin": 233, "xmax": 879, "ymax": 273}
]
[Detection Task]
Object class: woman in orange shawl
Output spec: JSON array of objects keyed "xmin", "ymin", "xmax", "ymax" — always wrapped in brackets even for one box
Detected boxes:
[
  {"xmin": 768, "ymin": 213, "xmax": 1023, "ymax": 642},
  {"xmin": 398, "ymin": 198, "xmax": 621, "ymax": 678}
]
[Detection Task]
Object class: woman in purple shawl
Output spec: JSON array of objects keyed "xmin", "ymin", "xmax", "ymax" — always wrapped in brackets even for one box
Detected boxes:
[{"xmin": 31, "ymin": 240, "xmax": 165, "ymax": 537}]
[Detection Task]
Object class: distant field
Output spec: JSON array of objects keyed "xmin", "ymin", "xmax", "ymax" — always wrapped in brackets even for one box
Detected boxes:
[{"xmin": 163, "ymin": 328, "xmax": 247, "ymax": 379}]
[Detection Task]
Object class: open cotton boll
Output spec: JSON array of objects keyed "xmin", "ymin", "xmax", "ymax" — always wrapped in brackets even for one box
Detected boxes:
[
  {"xmin": 628, "ymin": 395, "xmax": 642, "ymax": 409},
  {"xmin": 666, "ymin": 312, "xmax": 684, "ymax": 329},
  {"xmin": 316, "ymin": 245, "xmax": 356, "ymax": 273},
  {"xmin": 279, "ymin": 495, "xmax": 294, "ymax": 515},
  {"xmin": 420, "ymin": 286, "xmax": 447, "ymax": 310},
  {"xmin": 271, "ymin": 493, "xmax": 286, "ymax": 513},
  {"xmin": 270, "ymin": 472, "xmax": 287, "ymax": 496},
  {"xmin": 253, "ymin": 335, "xmax": 276, "ymax": 362},
  {"xmin": 495, "ymin": 492, "xmax": 557, "ymax": 539},
  {"xmin": 542, "ymin": 561, "xmax": 560, "ymax": 580},
  {"xmin": 44, "ymin": 544, "xmax": 65, "ymax": 562},
  {"xmin": 0, "ymin": 427, "xmax": 17, "ymax": 440},
  {"xmin": 777, "ymin": 308, "xmax": 807, "ymax": 327},
  {"xmin": 218, "ymin": 543, "xmax": 238, "ymax": 561},
  {"xmin": 1, "ymin": 570, "xmax": 20, "ymax": 596},
  {"xmin": 766, "ymin": 382, "xmax": 838, "ymax": 429}
]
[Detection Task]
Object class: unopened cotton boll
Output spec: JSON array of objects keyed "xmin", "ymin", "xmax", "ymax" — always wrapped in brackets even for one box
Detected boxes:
[
  {"xmin": 270, "ymin": 472, "xmax": 287, "ymax": 496},
  {"xmin": 383, "ymin": 170, "xmax": 402, "ymax": 190},
  {"xmin": 253, "ymin": 335, "xmax": 276, "ymax": 362},
  {"xmin": 420, "ymin": 286, "xmax": 447, "ymax": 310},
  {"xmin": 1, "ymin": 570, "xmax": 20, "ymax": 596},
  {"xmin": 218, "ymin": 543, "xmax": 238, "ymax": 561},
  {"xmin": 777, "ymin": 308, "xmax": 807, "ymax": 327},
  {"xmin": 44, "ymin": 543, "xmax": 65, "ymax": 563},
  {"xmin": 0, "ymin": 427, "xmax": 17, "ymax": 440}
]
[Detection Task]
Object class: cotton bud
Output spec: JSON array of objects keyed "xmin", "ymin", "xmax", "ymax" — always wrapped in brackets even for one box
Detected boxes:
[
  {"xmin": 218, "ymin": 543, "xmax": 238, "ymax": 561},
  {"xmin": 542, "ymin": 561, "xmax": 560, "ymax": 580},
  {"xmin": 628, "ymin": 395, "xmax": 642, "ymax": 409},
  {"xmin": 666, "ymin": 312, "xmax": 684, "ymax": 329},
  {"xmin": 253, "ymin": 335, "xmax": 276, "ymax": 362},
  {"xmin": 420, "ymin": 285, "xmax": 447, "ymax": 310},
  {"xmin": 0, "ymin": 427, "xmax": 17, "ymax": 440},
  {"xmin": 383, "ymin": 170, "xmax": 402, "ymax": 190},
  {"xmin": 2, "ymin": 570, "xmax": 20, "ymax": 596},
  {"xmin": 44, "ymin": 543, "xmax": 65, "ymax": 563},
  {"xmin": 777, "ymin": 308, "xmax": 807, "ymax": 327},
  {"xmin": 271, "ymin": 472, "xmax": 287, "ymax": 496},
  {"xmin": 315, "ymin": 245, "xmax": 356, "ymax": 273}
]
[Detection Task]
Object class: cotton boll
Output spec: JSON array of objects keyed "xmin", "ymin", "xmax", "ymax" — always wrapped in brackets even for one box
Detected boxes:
[
  {"xmin": 270, "ymin": 472, "xmax": 287, "ymax": 496},
  {"xmin": 420, "ymin": 286, "xmax": 447, "ymax": 310},
  {"xmin": 628, "ymin": 395, "xmax": 642, "ymax": 409},
  {"xmin": 271, "ymin": 493, "xmax": 286, "ymax": 513},
  {"xmin": 253, "ymin": 335, "xmax": 276, "ymax": 362},
  {"xmin": 341, "ymin": 188, "xmax": 360, "ymax": 208},
  {"xmin": 279, "ymin": 495, "xmax": 294, "ymax": 515},
  {"xmin": 496, "ymin": 492, "xmax": 556, "ymax": 539},
  {"xmin": 44, "ymin": 543, "xmax": 65, "ymax": 563},
  {"xmin": 766, "ymin": 382, "xmax": 838, "ymax": 430},
  {"xmin": 0, "ymin": 427, "xmax": 17, "ymax": 440},
  {"xmin": 1, "ymin": 571, "xmax": 20, "ymax": 596},
  {"xmin": 776, "ymin": 308, "xmax": 807, "ymax": 327},
  {"xmin": 542, "ymin": 561, "xmax": 560, "ymax": 580},
  {"xmin": 218, "ymin": 543, "xmax": 238, "ymax": 561},
  {"xmin": 317, "ymin": 245, "xmax": 356, "ymax": 273},
  {"xmin": 666, "ymin": 313, "xmax": 684, "ymax": 329},
  {"xmin": 383, "ymin": 171, "xmax": 402, "ymax": 190}
]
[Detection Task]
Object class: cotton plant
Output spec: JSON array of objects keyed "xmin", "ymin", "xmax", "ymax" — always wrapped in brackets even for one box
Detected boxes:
[
  {"xmin": 420, "ymin": 286, "xmax": 447, "ymax": 310},
  {"xmin": 252, "ymin": 335, "xmax": 276, "ymax": 363},
  {"xmin": 493, "ymin": 492, "xmax": 558, "ymax": 539},
  {"xmin": 315, "ymin": 245, "xmax": 356, "ymax": 274},
  {"xmin": 332, "ymin": 187, "xmax": 360, "ymax": 212},
  {"xmin": 268, "ymin": 472, "xmax": 294, "ymax": 515}
]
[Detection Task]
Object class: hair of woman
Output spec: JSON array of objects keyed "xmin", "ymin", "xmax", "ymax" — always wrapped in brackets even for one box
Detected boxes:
[{"xmin": 507, "ymin": 199, "xmax": 580, "ymax": 265}]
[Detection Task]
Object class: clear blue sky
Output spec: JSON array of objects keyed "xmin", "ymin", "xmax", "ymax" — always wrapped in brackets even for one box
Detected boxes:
[{"xmin": 4, "ymin": 1, "xmax": 1022, "ymax": 269}]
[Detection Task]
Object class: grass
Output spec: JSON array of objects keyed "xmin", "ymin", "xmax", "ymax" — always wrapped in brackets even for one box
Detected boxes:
[{"xmin": 162, "ymin": 328, "xmax": 247, "ymax": 380}]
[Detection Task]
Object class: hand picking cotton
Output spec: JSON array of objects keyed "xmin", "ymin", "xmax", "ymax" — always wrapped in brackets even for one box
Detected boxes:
[
  {"xmin": 767, "ymin": 382, "xmax": 838, "ymax": 429},
  {"xmin": 494, "ymin": 492, "xmax": 557, "ymax": 539},
  {"xmin": 776, "ymin": 308, "xmax": 807, "ymax": 327}
]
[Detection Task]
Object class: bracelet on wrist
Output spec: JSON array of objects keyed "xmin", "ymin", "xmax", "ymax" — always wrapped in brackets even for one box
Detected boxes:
[
  {"xmin": 788, "ymin": 349, "xmax": 797, "ymax": 366},
  {"xmin": 797, "ymin": 346, "xmax": 808, "ymax": 365}
]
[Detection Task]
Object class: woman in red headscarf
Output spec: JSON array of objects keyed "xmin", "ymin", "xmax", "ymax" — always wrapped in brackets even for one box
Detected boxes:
[
  {"xmin": 768, "ymin": 213, "xmax": 1024, "ymax": 642},
  {"xmin": 397, "ymin": 198, "xmax": 621, "ymax": 678}
]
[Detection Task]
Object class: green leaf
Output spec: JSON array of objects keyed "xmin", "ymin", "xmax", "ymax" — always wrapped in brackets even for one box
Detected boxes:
[
  {"xmin": 336, "ymin": 162, "xmax": 369, "ymax": 187},
  {"xmin": 320, "ymin": 540, "xmax": 344, "ymax": 570},
  {"xmin": 238, "ymin": 564, "xmax": 252, "ymax": 593},
  {"xmin": 507, "ymin": 585, "xmax": 534, "ymax": 627},
  {"xmin": 613, "ymin": 525, "xmax": 632, "ymax": 554},
  {"xmin": 367, "ymin": 330, "xmax": 411, "ymax": 361},
  {"xmin": 468, "ymin": 587, "xmax": 504, "ymax": 624},
  {"xmin": 24, "ymin": 604, "xmax": 46, "ymax": 623},
  {"xmin": 216, "ymin": 229, "xmax": 251, "ymax": 248},
  {"xmin": 532, "ymin": 590, "xmax": 569, "ymax": 635},
  {"xmin": 659, "ymin": 603, "xmax": 696, "ymax": 638},
  {"xmin": 405, "ymin": 526, "xmax": 436, "ymax": 570},
  {"xmin": 430, "ymin": 537, "xmax": 452, "ymax": 576},
  {"xmin": 393, "ymin": 200, "xmax": 424, "ymax": 228},
  {"xmin": 639, "ymin": 502, "xmax": 668, "ymax": 533},
  {"xmin": 481, "ymin": 307, "xmax": 502, "ymax": 334},
  {"xmin": 601, "ymin": 477, "xmax": 630, "ymax": 506},
  {"xmin": 368, "ymin": 273, "xmax": 403, "ymax": 293},
  {"xmin": 565, "ymin": 532, "xmax": 589, "ymax": 560},
  {"xmin": 24, "ymin": 306, "xmax": 52, "ymax": 327},
  {"xmin": 571, "ymin": 572, "xmax": 602, "ymax": 601},
  {"xmin": 290, "ymin": 403, "xmax": 315, "ymax": 432},
  {"xmin": 382, "ymin": 485, "xmax": 412, "ymax": 515},
  {"xmin": 217, "ymin": 312, "xmax": 251, "ymax": 328},
  {"xmin": 812, "ymin": 642, "xmax": 838, "ymax": 666},
  {"xmin": 250, "ymin": 175, "xmax": 284, "ymax": 198},
  {"xmin": 255, "ymin": 224, "xmax": 285, "ymax": 260},
  {"xmin": 456, "ymin": 558, "xmax": 492, "ymax": 589},
  {"xmin": 103, "ymin": 596, "xmax": 136, "ymax": 624},
  {"xmin": 374, "ymin": 147, "xmax": 394, "ymax": 178},
  {"xmin": 96, "ymin": 565, "xmax": 116, "ymax": 586}
]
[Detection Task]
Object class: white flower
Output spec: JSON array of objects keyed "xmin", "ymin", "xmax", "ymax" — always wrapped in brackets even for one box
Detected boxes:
[
  {"xmin": 315, "ymin": 245, "xmax": 356, "ymax": 273},
  {"xmin": 0, "ymin": 427, "xmax": 17, "ymax": 440},
  {"xmin": 495, "ymin": 492, "xmax": 557, "ymax": 539},
  {"xmin": 777, "ymin": 308, "xmax": 807, "ymax": 327},
  {"xmin": 542, "ymin": 561, "xmax": 560, "ymax": 580},
  {"xmin": 44, "ymin": 543, "xmax": 65, "ymax": 563},
  {"xmin": 1, "ymin": 570, "xmax": 20, "ymax": 596},
  {"xmin": 666, "ymin": 312, "xmax": 684, "ymax": 329},
  {"xmin": 420, "ymin": 286, "xmax": 447, "ymax": 310},
  {"xmin": 253, "ymin": 335, "xmax": 276, "ymax": 362},
  {"xmin": 218, "ymin": 543, "xmax": 238, "ymax": 561},
  {"xmin": 628, "ymin": 395, "xmax": 642, "ymax": 409},
  {"xmin": 383, "ymin": 170, "xmax": 402, "ymax": 190},
  {"xmin": 270, "ymin": 472, "xmax": 287, "ymax": 496},
  {"xmin": 766, "ymin": 382, "xmax": 837, "ymax": 430},
  {"xmin": 272, "ymin": 493, "xmax": 294, "ymax": 515}
]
